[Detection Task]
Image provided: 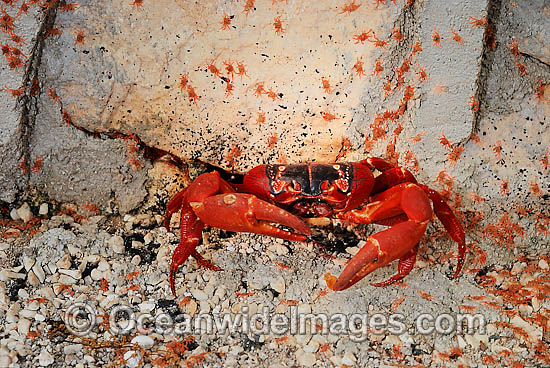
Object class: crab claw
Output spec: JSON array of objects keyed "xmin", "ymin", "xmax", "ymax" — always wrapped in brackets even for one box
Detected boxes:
[
  {"xmin": 331, "ymin": 221, "xmax": 426, "ymax": 291},
  {"xmin": 331, "ymin": 183, "xmax": 432, "ymax": 291},
  {"xmin": 191, "ymin": 193, "xmax": 311, "ymax": 241}
]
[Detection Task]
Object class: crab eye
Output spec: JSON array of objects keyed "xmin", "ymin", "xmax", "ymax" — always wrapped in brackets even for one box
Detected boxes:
[
  {"xmin": 320, "ymin": 180, "xmax": 332, "ymax": 192},
  {"xmin": 291, "ymin": 180, "xmax": 302, "ymax": 192}
]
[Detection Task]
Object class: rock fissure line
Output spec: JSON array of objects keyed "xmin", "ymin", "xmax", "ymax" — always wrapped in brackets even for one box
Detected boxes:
[
  {"xmin": 520, "ymin": 52, "xmax": 550, "ymax": 71},
  {"xmin": 17, "ymin": 6, "xmax": 57, "ymax": 191},
  {"xmin": 467, "ymin": 0, "xmax": 503, "ymax": 142}
]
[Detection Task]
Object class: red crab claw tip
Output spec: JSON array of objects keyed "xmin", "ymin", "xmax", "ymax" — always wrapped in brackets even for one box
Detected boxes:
[
  {"xmin": 332, "ymin": 221, "xmax": 427, "ymax": 291},
  {"xmin": 332, "ymin": 238, "xmax": 383, "ymax": 291}
]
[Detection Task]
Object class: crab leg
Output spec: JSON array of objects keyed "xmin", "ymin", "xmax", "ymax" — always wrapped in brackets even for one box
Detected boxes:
[
  {"xmin": 165, "ymin": 188, "xmax": 188, "ymax": 231},
  {"xmin": 168, "ymin": 203, "xmax": 206, "ymax": 295},
  {"xmin": 371, "ymin": 167, "xmax": 418, "ymax": 195},
  {"xmin": 417, "ymin": 184, "xmax": 465, "ymax": 277},
  {"xmin": 360, "ymin": 157, "xmax": 465, "ymax": 278},
  {"xmin": 166, "ymin": 172, "xmax": 235, "ymax": 295},
  {"xmin": 165, "ymin": 187, "xmax": 221, "ymax": 290},
  {"xmin": 361, "ymin": 157, "xmax": 395, "ymax": 172},
  {"xmin": 333, "ymin": 183, "xmax": 432, "ymax": 291}
]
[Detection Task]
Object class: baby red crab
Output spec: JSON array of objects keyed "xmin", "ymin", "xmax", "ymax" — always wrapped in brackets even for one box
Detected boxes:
[{"xmin": 164, "ymin": 157, "xmax": 466, "ymax": 295}]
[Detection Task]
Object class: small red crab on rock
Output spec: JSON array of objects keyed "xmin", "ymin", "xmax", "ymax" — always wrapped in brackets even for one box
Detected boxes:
[{"xmin": 165, "ymin": 157, "xmax": 465, "ymax": 295}]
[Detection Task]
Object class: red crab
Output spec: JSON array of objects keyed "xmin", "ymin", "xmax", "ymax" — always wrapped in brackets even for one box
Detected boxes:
[{"xmin": 165, "ymin": 157, "xmax": 465, "ymax": 295}]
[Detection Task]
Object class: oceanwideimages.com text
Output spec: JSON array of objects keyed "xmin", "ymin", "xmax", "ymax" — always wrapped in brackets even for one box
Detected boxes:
[{"xmin": 64, "ymin": 302, "xmax": 486, "ymax": 342}]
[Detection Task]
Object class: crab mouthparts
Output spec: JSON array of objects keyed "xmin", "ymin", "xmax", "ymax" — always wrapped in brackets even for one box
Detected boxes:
[{"xmin": 290, "ymin": 198, "xmax": 333, "ymax": 218}]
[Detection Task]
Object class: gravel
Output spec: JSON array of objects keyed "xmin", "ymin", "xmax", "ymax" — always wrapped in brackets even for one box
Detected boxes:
[{"xmin": 0, "ymin": 200, "xmax": 548, "ymax": 367}]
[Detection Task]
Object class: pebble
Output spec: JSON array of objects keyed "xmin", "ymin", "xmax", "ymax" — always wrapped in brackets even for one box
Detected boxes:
[
  {"xmin": 486, "ymin": 271, "xmax": 504, "ymax": 286},
  {"xmin": 56, "ymin": 254, "xmax": 72, "ymax": 270},
  {"xmin": 131, "ymin": 335, "xmax": 155, "ymax": 348},
  {"xmin": 131, "ymin": 255, "xmax": 141, "ymax": 266},
  {"xmin": 0, "ymin": 284, "xmax": 7, "ymax": 310},
  {"xmin": 248, "ymin": 280, "xmax": 263, "ymax": 290},
  {"xmin": 99, "ymin": 294, "xmax": 120, "ymax": 309},
  {"xmin": 108, "ymin": 235, "xmax": 125, "ymax": 254},
  {"xmin": 333, "ymin": 258, "xmax": 348, "ymax": 267},
  {"xmin": 139, "ymin": 302, "xmax": 156, "ymax": 313},
  {"xmin": 297, "ymin": 303, "xmax": 311, "ymax": 315},
  {"xmin": 511, "ymin": 262, "xmax": 527, "ymax": 275},
  {"xmin": 90, "ymin": 268, "xmax": 107, "ymax": 281},
  {"xmin": 539, "ymin": 258, "xmax": 549, "ymax": 270},
  {"xmin": 27, "ymin": 270, "xmax": 40, "ymax": 287},
  {"xmin": 46, "ymin": 262, "xmax": 57, "ymax": 275},
  {"xmin": 464, "ymin": 332, "xmax": 488, "ymax": 349},
  {"xmin": 303, "ymin": 340, "xmax": 319, "ymax": 353},
  {"xmin": 38, "ymin": 349, "xmax": 54, "ymax": 366},
  {"xmin": 39, "ymin": 203, "xmax": 49, "ymax": 216},
  {"xmin": 383, "ymin": 334, "xmax": 402, "ymax": 346},
  {"xmin": 330, "ymin": 355, "xmax": 342, "ymax": 366},
  {"xmin": 145, "ymin": 272, "xmax": 163, "ymax": 286},
  {"xmin": 510, "ymin": 315, "xmax": 542, "ymax": 342},
  {"xmin": 268, "ymin": 243, "xmax": 289, "ymax": 256},
  {"xmin": 38, "ymin": 286, "xmax": 56, "ymax": 300},
  {"xmin": 17, "ymin": 288, "xmax": 29, "ymax": 300},
  {"xmin": 0, "ymin": 356, "xmax": 12, "ymax": 367},
  {"xmin": 150, "ymin": 214, "xmax": 162, "ymax": 224},
  {"xmin": 97, "ymin": 260, "xmax": 110, "ymax": 272},
  {"xmin": 58, "ymin": 274, "xmax": 77, "ymax": 284},
  {"xmin": 59, "ymin": 269, "xmax": 82, "ymax": 280},
  {"xmin": 296, "ymin": 334, "xmax": 312, "ymax": 346},
  {"xmin": 345, "ymin": 246, "xmax": 360, "ymax": 255},
  {"xmin": 63, "ymin": 344, "xmax": 83, "ymax": 355},
  {"xmin": 518, "ymin": 303, "xmax": 532, "ymax": 316},
  {"xmin": 19, "ymin": 308, "xmax": 37, "ymax": 319},
  {"xmin": 32, "ymin": 263, "xmax": 46, "ymax": 283},
  {"xmin": 10, "ymin": 208, "xmax": 19, "ymax": 221},
  {"xmin": 85, "ymin": 254, "xmax": 101, "ymax": 263},
  {"xmin": 18, "ymin": 318, "xmax": 31, "ymax": 336},
  {"xmin": 203, "ymin": 282, "xmax": 215, "ymax": 297},
  {"xmin": 342, "ymin": 351, "xmax": 357, "ymax": 365},
  {"xmin": 199, "ymin": 301, "xmax": 211, "ymax": 314},
  {"xmin": 270, "ymin": 276, "xmax": 286, "ymax": 294},
  {"xmin": 230, "ymin": 345, "xmax": 244, "ymax": 355},
  {"xmin": 17, "ymin": 202, "xmax": 33, "ymax": 223},
  {"xmin": 191, "ymin": 288, "xmax": 208, "ymax": 301},
  {"xmin": 0, "ymin": 269, "xmax": 26, "ymax": 281},
  {"xmin": 156, "ymin": 247, "xmax": 170, "ymax": 262},
  {"xmin": 457, "ymin": 335, "xmax": 467, "ymax": 349},
  {"xmin": 186, "ymin": 299, "xmax": 198, "ymax": 316},
  {"xmin": 214, "ymin": 286, "xmax": 226, "ymax": 299},
  {"xmin": 295, "ymin": 349, "xmax": 317, "ymax": 367},
  {"xmin": 123, "ymin": 350, "xmax": 141, "ymax": 368},
  {"xmin": 22, "ymin": 253, "xmax": 35, "ymax": 271},
  {"xmin": 519, "ymin": 272, "xmax": 534, "ymax": 285},
  {"xmin": 27, "ymin": 300, "xmax": 40, "ymax": 311}
]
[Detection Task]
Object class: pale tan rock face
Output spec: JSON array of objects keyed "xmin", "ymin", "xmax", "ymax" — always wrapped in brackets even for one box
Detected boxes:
[{"xmin": 47, "ymin": 0, "xmax": 481, "ymax": 174}]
